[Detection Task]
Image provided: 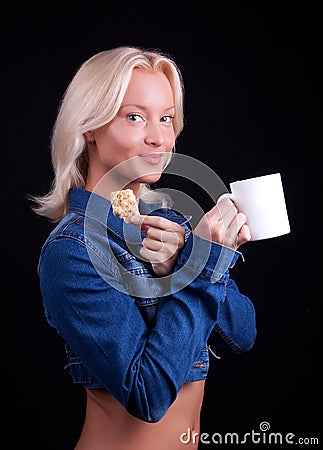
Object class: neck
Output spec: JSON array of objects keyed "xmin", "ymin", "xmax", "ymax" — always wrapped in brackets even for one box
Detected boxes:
[{"xmin": 85, "ymin": 172, "xmax": 141, "ymax": 199}]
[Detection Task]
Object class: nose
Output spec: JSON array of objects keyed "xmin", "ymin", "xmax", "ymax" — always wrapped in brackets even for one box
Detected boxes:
[{"xmin": 144, "ymin": 123, "xmax": 164, "ymax": 147}]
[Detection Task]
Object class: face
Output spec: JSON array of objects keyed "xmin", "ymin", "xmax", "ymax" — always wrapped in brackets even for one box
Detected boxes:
[{"xmin": 85, "ymin": 68, "xmax": 176, "ymax": 196}]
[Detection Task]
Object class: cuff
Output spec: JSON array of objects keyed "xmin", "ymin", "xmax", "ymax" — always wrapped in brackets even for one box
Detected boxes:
[{"xmin": 176, "ymin": 233, "xmax": 243, "ymax": 282}]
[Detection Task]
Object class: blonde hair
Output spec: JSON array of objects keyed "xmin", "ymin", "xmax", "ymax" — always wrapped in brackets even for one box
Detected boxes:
[{"xmin": 30, "ymin": 46, "xmax": 185, "ymax": 222}]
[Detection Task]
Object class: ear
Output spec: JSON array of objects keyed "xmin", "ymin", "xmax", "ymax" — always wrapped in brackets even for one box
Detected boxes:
[
  {"xmin": 84, "ymin": 131, "xmax": 93, "ymax": 140},
  {"xmin": 84, "ymin": 131, "xmax": 96, "ymax": 144}
]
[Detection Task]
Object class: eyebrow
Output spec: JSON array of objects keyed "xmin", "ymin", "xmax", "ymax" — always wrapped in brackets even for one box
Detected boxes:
[{"xmin": 120, "ymin": 104, "xmax": 175, "ymax": 111}]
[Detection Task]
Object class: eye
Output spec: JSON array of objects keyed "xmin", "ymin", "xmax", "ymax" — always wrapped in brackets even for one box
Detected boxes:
[
  {"xmin": 128, "ymin": 113, "xmax": 145, "ymax": 123},
  {"xmin": 160, "ymin": 115, "xmax": 174, "ymax": 124}
]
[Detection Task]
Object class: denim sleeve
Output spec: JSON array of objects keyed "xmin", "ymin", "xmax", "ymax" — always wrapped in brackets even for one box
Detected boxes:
[
  {"xmin": 39, "ymin": 234, "xmax": 256, "ymax": 423},
  {"xmin": 174, "ymin": 233, "xmax": 257, "ymax": 353}
]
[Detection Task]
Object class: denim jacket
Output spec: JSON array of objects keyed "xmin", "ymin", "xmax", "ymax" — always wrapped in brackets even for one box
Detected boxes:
[{"xmin": 38, "ymin": 188, "xmax": 256, "ymax": 422}]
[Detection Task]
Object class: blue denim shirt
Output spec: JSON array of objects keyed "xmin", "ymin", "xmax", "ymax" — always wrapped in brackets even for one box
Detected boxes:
[{"xmin": 38, "ymin": 188, "xmax": 256, "ymax": 422}]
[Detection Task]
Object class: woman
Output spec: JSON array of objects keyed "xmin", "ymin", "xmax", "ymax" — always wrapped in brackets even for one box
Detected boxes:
[{"xmin": 31, "ymin": 46, "xmax": 257, "ymax": 450}]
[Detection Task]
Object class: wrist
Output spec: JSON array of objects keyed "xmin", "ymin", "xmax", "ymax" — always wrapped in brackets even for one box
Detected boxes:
[{"xmin": 175, "ymin": 233, "xmax": 243, "ymax": 282}]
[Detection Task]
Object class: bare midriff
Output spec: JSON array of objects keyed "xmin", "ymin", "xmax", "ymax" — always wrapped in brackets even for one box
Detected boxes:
[{"xmin": 74, "ymin": 380, "xmax": 205, "ymax": 450}]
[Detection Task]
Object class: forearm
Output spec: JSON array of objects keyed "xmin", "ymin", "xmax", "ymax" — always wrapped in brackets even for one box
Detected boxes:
[
  {"xmin": 128, "ymin": 235, "xmax": 256, "ymax": 420},
  {"xmin": 173, "ymin": 233, "xmax": 257, "ymax": 352},
  {"xmin": 127, "ymin": 287, "xmax": 218, "ymax": 421},
  {"xmin": 40, "ymin": 235, "xmax": 256, "ymax": 423}
]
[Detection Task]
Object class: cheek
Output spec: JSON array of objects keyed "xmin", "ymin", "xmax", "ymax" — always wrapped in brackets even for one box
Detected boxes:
[
  {"xmin": 164, "ymin": 129, "xmax": 176, "ymax": 151},
  {"xmin": 97, "ymin": 124, "xmax": 134, "ymax": 153}
]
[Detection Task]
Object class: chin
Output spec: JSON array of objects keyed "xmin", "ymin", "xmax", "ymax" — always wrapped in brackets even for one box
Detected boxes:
[{"xmin": 136, "ymin": 174, "xmax": 162, "ymax": 184}]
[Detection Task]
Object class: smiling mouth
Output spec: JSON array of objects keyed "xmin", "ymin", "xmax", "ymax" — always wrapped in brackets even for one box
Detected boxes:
[{"xmin": 139, "ymin": 153, "xmax": 164, "ymax": 165}]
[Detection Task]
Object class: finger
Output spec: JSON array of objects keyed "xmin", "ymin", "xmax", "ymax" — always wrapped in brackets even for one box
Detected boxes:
[
  {"xmin": 226, "ymin": 212, "xmax": 247, "ymax": 234},
  {"xmin": 217, "ymin": 196, "xmax": 235, "ymax": 209},
  {"xmin": 225, "ymin": 213, "xmax": 248, "ymax": 247},
  {"xmin": 147, "ymin": 227, "xmax": 182, "ymax": 245},
  {"xmin": 131, "ymin": 214, "xmax": 159, "ymax": 234},
  {"xmin": 206, "ymin": 197, "xmax": 237, "ymax": 223},
  {"xmin": 216, "ymin": 196, "xmax": 236, "ymax": 214},
  {"xmin": 142, "ymin": 237, "xmax": 164, "ymax": 252},
  {"xmin": 130, "ymin": 214, "xmax": 148, "ymax": 231},
  {"xmin": 132, "ymin": 214, "xmax": 184, "ymax": 233},
  {"xmin": 218, "ymin": 204, "xmax": 238, "ymax": 229},
  {"xmin": 139, "ymin": 246, "xmax": 171, "ymax": 264},
  {"xmin": 142, "ymin": 231, "xmax": 181, "ymax": 256},
  {"xmin": 236, "ymin": 224, "xmax": 251, "ymax": 248}
]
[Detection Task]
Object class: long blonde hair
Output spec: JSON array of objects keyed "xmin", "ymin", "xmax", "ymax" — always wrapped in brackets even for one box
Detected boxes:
[{"xmin": 30, "ymin": 46, "xmax": 185, "ymax": 222}]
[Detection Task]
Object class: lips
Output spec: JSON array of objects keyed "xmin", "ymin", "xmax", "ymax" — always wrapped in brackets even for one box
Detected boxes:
[{"xmin": 139, "ymin": 153, "xmax": 164, "ymax": 165}]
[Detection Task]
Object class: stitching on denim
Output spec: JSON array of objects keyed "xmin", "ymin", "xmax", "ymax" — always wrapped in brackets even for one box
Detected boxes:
[
  {"xmin": 71, "ymin": 207, "xmax": 125, "ymax": 240},
  {"xmin": 136, "ymin": 298, "xmax": 160, "ymax": 307},
  {"xmin": 49, "ymin": 230, "xmax": 154, "ymax": 281},
  {"xmin": 176, "ymin": 258, "xmax": 228, "ymax": 282},
  {"xmin": 49, "ymin": 232, "xmax": 121, "ymax": 279},
  {"xmin": 213, "ymin": 323, "xmax": 241, "ymax": 352},
  {"xmin": 43, "ymin": 215, "xmax": 79, "ymax": 248},
  {"xmin": 117, "ymin": 252, "xmax": 135, "ymax": 263},
  {"xmin": 60, "ymin": 214, "xmax": 80, "ymax": 232},
  {"xmin": 224, "ymin": 281, "xmax": 228, "ymax": 299},
  {"xmin": 130, "ymin": 267, "xmax": 152, "ymax": 276}
]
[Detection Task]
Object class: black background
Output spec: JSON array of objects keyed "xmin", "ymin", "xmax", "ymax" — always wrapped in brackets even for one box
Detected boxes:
[{"xmin": 8, "ymin": 2, "xmax": 321, "ymax": 449}]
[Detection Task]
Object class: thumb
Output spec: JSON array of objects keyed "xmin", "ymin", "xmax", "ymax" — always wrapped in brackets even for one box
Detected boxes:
[{"xmin": 130, "ymin": 214, "xmax": 149, "ymax": 232}]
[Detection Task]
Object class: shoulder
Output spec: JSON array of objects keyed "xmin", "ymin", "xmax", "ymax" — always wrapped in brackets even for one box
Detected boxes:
[{"xmin": 40, "ymin": 213, "xmax": 86, "ymax": 253}]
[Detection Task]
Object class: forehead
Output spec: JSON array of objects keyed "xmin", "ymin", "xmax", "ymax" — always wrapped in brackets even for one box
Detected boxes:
[{"xmin": 121, "ymin": 68, "xmax": 174, "ymax": 106}]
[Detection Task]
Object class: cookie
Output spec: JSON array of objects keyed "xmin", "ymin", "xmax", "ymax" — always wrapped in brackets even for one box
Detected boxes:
[{"xmin": 110, "ymin": 189, "xmax": 139, "ymax": 223}]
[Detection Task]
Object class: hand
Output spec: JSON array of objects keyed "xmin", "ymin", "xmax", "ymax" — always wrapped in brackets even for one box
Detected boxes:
[
  {"xmin": 194, "ymin": 197, "xmax": 251, "ymax": 249},
  {"xmin": 131, "ymin": 215, "xmax": 186, "ymax": 276}
]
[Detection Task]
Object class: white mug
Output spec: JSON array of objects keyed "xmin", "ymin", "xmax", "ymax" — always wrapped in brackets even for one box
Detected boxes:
[{"xmin": 218, "ymin": 173, "xmax": 290, "ymax": 241}]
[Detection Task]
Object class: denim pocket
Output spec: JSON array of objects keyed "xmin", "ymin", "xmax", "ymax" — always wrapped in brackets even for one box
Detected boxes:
[
  {"xmin": 64, "ymin": 343, "xmax": 92, "ymax": 384},
  {"xmin": 64, "ymin": 343, "xmax": 104, "ymax": 388}
]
